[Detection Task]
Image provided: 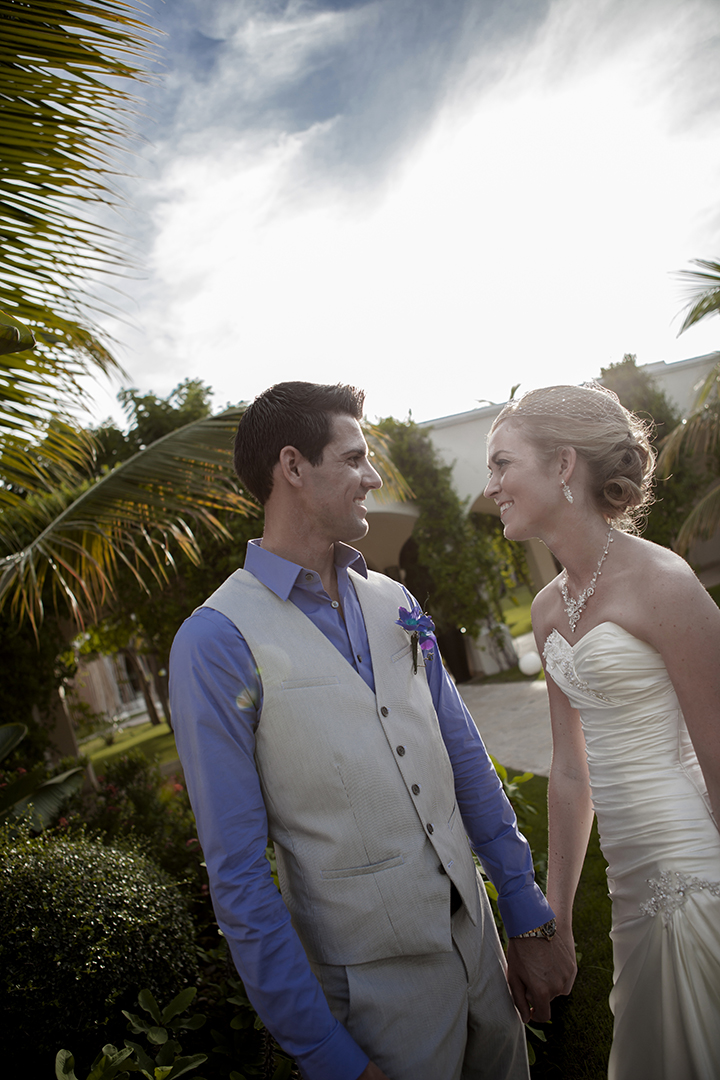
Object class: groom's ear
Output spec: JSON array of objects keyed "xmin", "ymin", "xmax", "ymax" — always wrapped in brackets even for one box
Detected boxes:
[{"xmin": 277, "ymin": 445, "xmax": 305, "ymax": 488}]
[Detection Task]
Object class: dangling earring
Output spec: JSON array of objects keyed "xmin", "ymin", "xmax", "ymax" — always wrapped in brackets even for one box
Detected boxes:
[{"xmin": 561, "ymin": 479, "xmax": 574, "ymax": 504}]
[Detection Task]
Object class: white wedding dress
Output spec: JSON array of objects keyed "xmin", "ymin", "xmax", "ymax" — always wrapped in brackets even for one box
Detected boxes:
[{"xmin": 543, "ymin": 622, "xmax": 720, "ymax": 1080}]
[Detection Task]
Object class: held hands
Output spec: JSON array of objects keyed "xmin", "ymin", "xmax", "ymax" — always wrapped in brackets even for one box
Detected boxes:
[
  {"xmin": 506, "ymin": 933, "xmax": 577, "ymax": 1024},
  {"xmin": 356, "ymin": 1063, "xmax": 391, "ymax": 1080}
]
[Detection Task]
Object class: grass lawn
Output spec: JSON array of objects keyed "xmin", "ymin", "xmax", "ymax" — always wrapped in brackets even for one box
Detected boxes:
[
  {"xmin": 501, "ymin": 585, "xmax": 535, "ymax": 638},
  {"xmin": 84, "ymin": 720, "xmax": 179, "ymax": 771},
  {"xmin": 514, "ymin": 772, "xmax": 614, "ymax": 1079}
]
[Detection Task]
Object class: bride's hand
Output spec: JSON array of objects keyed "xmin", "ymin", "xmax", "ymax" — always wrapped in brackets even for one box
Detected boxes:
[{"xmin": 506, "ymin": 933, "xmax": 577, "ymax": 1023}]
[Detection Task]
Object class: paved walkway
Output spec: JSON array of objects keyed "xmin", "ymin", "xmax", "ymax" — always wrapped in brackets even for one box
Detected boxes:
[
  {"xmin": 456, "ymin": 630, "xmax": 553, "ymax": 777},
  {"xmin": 458, "ymin": 678, "xmax": 553, "ymax": 777}
]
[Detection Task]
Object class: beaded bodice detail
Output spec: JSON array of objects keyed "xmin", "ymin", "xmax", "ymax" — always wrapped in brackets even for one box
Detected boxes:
[{"xmin": 542, "ymin": 629, "xmax": 613, "ymax": 703}]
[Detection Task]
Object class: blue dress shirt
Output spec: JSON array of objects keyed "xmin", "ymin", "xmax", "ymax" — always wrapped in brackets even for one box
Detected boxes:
[{"xmin": 170, "ymin": 540, "xmax": 552, "ymax": 1080}]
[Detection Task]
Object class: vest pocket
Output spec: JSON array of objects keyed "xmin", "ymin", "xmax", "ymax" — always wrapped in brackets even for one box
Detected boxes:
[
  {"xmin": 321, "ymin": 853, "xmax": 404, "ymax": 879},
  {"xmin": 281, "ymin": 675, "xmax": 341, "ymax": 690},
  {"xmin": 390, "ymin": 642, "xmax": 413, "ymax": 664}
]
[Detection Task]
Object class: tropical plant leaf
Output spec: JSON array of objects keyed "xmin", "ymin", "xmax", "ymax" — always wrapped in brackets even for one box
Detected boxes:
[
  {"xmin": 0, "ymin": 1, "xmax": 158, "ymax": 440},
  {"xmin": 55, "ymin": 1048, "xmax": 79, "ymax": 1080},
  {"xmin": 0, "ymin": 309, "xmax": 36, "ymax": 356},
  {"xmin": 0, "ymin": 722, "xmax": 28, "ymax": 762},
  {"xmin": 364, "ymin": 424, "xmax": 414, "ymax": 502},
  {"xmin": 0, "ymin": 408, "xmax": 412, "ymax": 631},
  {"xmin": 0, "ymin": 764, "xmax": 47, "ymax": 818},
  {"xmin": 0, "ymin": 408, "xmax": 254, "ymax": 628},
  {"xmin": 11, "ymin": 767, "xmax": 85, "ymax": 829},
  {"xmin": 674, "ymin": 482, "xmax": 720, "ymax": 554},
  {"xmin": 677, "ymin": 259, "xmax": 720, "ymax": 334},
  {"xmin": 164, "ymin": 1054, "xmax": 209, "ymax": 1080},
  {"xmin": 160, "ymin": 987, "xmax": 197, "ymax": 1026}
]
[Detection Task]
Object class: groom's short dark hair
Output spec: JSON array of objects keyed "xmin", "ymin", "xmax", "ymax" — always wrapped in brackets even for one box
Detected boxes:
[{"xmin": 234, "ymin": 381, "xmax": 365, "ymax": 504}]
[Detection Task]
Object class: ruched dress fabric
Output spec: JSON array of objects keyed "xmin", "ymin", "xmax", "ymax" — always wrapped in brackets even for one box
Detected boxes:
[{"xmin": 543, "ymin": 622, "xmax": 720, "ymax": 1080}]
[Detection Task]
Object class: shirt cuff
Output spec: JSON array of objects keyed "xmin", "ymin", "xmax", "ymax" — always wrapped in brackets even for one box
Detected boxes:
[
  {"xmin": 497, "ymin": 880, "xmax": 555, "ymax": 939},
  {"xmin": 296, "ymin": 1019, "xmax": 369, "ymax": 1080}
]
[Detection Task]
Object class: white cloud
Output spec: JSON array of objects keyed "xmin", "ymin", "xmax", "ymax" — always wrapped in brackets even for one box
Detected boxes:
[{"xmin": 89, "ymin": 0, "xmax": 720, "ymax": 426}]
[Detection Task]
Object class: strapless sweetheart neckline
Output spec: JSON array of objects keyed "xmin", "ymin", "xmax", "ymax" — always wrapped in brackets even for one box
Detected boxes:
[{"xmin": 546, "ymin": 621, "xmax": 641, "ymax": 651}]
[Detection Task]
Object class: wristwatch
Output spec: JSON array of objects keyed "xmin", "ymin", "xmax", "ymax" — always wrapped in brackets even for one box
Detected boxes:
[{"xmin": 513, "ymin": 918, "xmax": 557, "ymax": 940}]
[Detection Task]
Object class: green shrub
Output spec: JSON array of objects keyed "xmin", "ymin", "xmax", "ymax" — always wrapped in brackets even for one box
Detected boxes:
[
  {"xmin": 66, "ymin": 748, "xmax": 205, "ymax": 890},
  {"xmin": 57, "ymin": 987, "xmax": 208, "ymax": 1080},
  {"xmin": 0, "ymin": 827, "xmax": 198, "ymax": 1059}
]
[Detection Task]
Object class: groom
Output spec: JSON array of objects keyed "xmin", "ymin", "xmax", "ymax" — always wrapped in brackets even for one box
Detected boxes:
[{"xmin": 169, "ymin": 381, "xmax": 573, "ymax": 1080}]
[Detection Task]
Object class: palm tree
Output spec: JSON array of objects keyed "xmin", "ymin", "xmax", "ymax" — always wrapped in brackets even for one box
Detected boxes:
[
  {"xmin": 677, "ymin": 259, "xmax": 720, "ymax": 333},
  {"xmin": 657, "ymin": 259, "xmax": 720, "ymax": 553}
]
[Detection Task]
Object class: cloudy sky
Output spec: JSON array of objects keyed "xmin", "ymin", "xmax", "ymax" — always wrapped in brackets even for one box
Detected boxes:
[{"xmin": 89, "ymin": 0, "xmax": 720, "ymax": 427}]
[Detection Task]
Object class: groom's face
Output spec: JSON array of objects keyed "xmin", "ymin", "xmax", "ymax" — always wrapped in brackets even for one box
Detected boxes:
[{"xmin": 303, "ymin": 414, "xmax": 383, "ymax": 543}]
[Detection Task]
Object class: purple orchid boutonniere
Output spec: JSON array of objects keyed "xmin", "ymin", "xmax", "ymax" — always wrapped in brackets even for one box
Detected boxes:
[{"xmin": 396, "ymin": 603, "xmax": 437, "ymax": 674}]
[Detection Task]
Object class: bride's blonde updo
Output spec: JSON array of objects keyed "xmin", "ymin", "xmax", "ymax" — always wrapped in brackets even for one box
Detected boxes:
[{"xmin": 490, "ymin": 383, "xmax": 656, "ymax": 530}]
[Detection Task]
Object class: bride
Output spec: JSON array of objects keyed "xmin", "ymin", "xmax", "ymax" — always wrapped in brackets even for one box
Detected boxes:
[{"xmin": 484, "ymin": 383, "xmax": 720, "ymax": 1080}]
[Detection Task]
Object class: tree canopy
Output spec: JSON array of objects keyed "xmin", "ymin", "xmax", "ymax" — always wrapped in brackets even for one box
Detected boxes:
[
  {"xmin": 376, "ymin": 417, "xmax": 528, "ymax": 678},
  {"xmin": 600, "ymin": 354, "xmax": 709, "ymax": 550}
]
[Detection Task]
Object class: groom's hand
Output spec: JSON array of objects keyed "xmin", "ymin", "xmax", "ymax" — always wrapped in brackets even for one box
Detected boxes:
[
  {"xmin": 506, "ymin": 935, "xmax": 577, "ymax": 1023},
  {"xmin": 356, "ymin": 1063, "xmax": 391, "ymax": 1080}
]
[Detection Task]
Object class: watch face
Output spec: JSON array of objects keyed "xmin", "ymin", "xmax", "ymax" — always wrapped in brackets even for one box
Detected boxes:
[{"xmin": 543, "ymin": 919, "xmax": 557, "ymax": 939}]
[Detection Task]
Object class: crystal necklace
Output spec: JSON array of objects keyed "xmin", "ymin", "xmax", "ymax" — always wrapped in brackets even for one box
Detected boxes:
[{"xmin": 560, "ymin": 527, "xmax": 614, "ymax": 633}]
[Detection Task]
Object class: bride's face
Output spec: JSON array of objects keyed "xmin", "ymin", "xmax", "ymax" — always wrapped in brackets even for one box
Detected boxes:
[{"xmin": 484, "ymin": 422, "xmax": 559, "ymax": 540}]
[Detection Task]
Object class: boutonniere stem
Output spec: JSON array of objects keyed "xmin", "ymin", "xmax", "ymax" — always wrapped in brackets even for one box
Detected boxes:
[{"xmin": 396, "ymin": 603, "xmax": 437, "ymax": 673}]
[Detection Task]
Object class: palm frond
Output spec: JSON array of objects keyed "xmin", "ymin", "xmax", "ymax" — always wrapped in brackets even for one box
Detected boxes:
[
  {"xmin": 0, "ymin": 420, "xmax": 97, "ymax": 509},
  {"xmin": 674, "ymin": 482, "xmax": 720, "ymax": 555},
  {"xmin": 364, "ymin": 423, "xmax": 414, "ymax": 502},
  {"xmin": 657, "ymin": 362, "xmax": 720, "ymax": 475},
  {"xmin": 0, "ymin": 1, "xmax": 159, "ymax": 426},
  {"xmin": 0, "ymin": 408, "xmax": 253, "ymax": 628},
  {"xmin": 0, "ymin": 407, "xmax": 414, "ymax": 630},
  {"xmin": 677, "ymin": 259, "xmax": 720, "ymax": 335}
]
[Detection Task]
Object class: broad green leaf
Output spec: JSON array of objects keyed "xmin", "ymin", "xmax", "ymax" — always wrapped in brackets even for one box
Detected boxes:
[
  {"xmin": 138, "ymin": 989, "xmax": 163, "ymax": 1025},
  {"xmin": 55, "ymin": 1049, "xmax": 79, "ymax": 1080},
  {"xmin": 156, "ymin": 1039, "xmax": 182, "ymax": 1065},
  {"xmin": 0, "ymin": 722, "xmax": 28, "ymax": 762},
  {"xmin": 87, "ymin": 1044, "xmax": 135, "ymax": 1080},
  {"xmin": 146, "ymin": 1026, "xmax": 169, "ymax": 1046},
  {"xmin": 160, "ymin": 987, "xmax": 197, "ymax": 1025},
  {"xmin": 271, "ymin": 1057, "xmax": 293, "ymax": 1080},
  {"xmin": 122, "ymin": 1010, "xmax": 152, "ymax": 1035},
  {"xmin": 164, "ymin": 1055, "xmax": 209, "ymax": 1080},
  {"xmin": 124, "ymin": 1039, "xmax": 154, "ymax": 1074},
  {"xmin": 0, "ymin": 310, "xmax": 36, "ymax": 355},
  {"xmin": 11, "ymin": 767, "xmax": 84, "ymax": 830},
  {"xmin": 0, "ymin": 764, "xmax": 47, "ymax": 817}
]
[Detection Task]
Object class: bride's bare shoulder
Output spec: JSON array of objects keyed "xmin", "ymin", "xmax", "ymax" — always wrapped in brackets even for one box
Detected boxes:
[{"xmin": 618, "ymin": 532, "xmax": 712, "ymax": 608}]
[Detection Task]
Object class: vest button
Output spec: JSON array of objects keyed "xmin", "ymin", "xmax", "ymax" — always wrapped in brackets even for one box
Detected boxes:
[
  {"xmin": 380, "ymin": 706, "xmax": 389, "ymax": 717},
  {"xmin": 411, "ymin": 783, "xmax": 420, "ymax": 795},
  {"xmin": 427, "ymin": 823, "xmax": 434, "ymax": 834},
  {"xmin": 396, "ymin": 745, "xmax": 406, "ymax": 756}
]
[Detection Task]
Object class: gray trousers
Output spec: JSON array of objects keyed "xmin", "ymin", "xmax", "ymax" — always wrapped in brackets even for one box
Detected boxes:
[{"xmin": 310, "ymin": 885, "xmax": 529, "ymax": 1080}]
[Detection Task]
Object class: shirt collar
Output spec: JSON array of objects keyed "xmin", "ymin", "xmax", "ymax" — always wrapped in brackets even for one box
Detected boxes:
[{"xmin": 244, "ymin": 538, "xmax": 368, "ymax": 601}]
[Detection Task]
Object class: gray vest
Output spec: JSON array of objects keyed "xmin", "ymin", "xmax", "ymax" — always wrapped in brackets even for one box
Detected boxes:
[{"xmin": 203, "ymin": 566, "xmax": 481, "ymax": 965}]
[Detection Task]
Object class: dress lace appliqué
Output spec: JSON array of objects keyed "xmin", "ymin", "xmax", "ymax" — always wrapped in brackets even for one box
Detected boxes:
[
  {"xmin": 640, "ymin": 870, "xmax": 720, "ymax": 924},
  {"xmin": 542, "ymin": 629, "xmax": 613, "ymax": 703}
]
